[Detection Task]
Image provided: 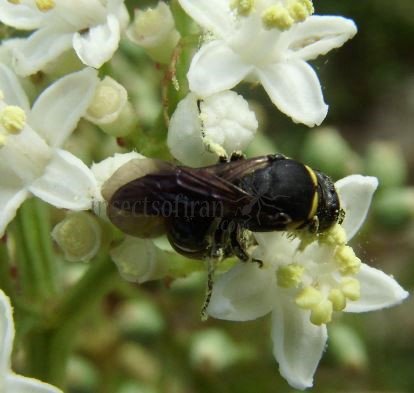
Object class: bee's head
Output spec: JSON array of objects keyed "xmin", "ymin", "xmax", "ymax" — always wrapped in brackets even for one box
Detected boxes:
[{"xmin": 313, "ymin": 170, "xmax": 342, "ymax": 232}]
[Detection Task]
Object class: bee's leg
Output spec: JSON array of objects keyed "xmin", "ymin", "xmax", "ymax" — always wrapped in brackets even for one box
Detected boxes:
[
  {"xmin": 229, "ymin": 151, "xmax": 246, "ymax": 161},
  {"xmin": 202, "ymin": 136, "xmax": 228, "ymax": 162},
  {"xmin": 201, "ymin": 255, "xmax": 219, "ymax": 321},
  {"xmin": 230, "ymin": 226, "xmax": 264, "ymax": 267}
]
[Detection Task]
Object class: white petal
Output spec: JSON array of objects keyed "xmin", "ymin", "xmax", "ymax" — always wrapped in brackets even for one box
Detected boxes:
[
  {"xmin": 177, "ymin": 0, "xmax": 233, "ymax": 36},
  {"xmin": 29, "ymin": 67, "xmax": 99, "ymax": 148},
  {"xmin": 0, "ymin": 290, "xmax": 15, "ymax": 372},
  {"xmin": 271, "ymin": 297, "xmax": 327, "ymax": 390},
  {"xmin": 345, "ymin": 264, "xmax": 409, "ymax": 313},
  {"xmin": 257, "ymin": 60, "xmax": 328, "ymax": 127},
  {"xmin": 0, "ymin": 64, "xmax": 30, "ymax": 111},
  {"xmin": 0, "ymin": 185, "xmax": 28, "ymax": 237},
  {"xmin": 335, "ymin": 175, "xmax": 378, "ymax": 241},
  {"xmin": 72, "ymin": 14, "xmax": 120, "ymax": 69},
  {"xmin": 284, "ymin": 16, "xmax": 357, "ymax": 61},
  {"xmin": 0, "ymin": 1, "xmax": 46, "ymax": 30},
  {"xmin": 207, "ymin": 262, "xmax": 276, "ymax": 321},
  {"xmin": 5, "ymin": 374, "xmax": 62, "ymax": 393},
  {"xmin": 167, "ymin": 93, "xmax": 217, "ymax": 167},
  {"xmin": 28, "ymin": 149, "xmax": 98, "ymax": 210},
  {"xmin": 187, "ymin": 41, "xmax": 252, "ymax": 97},
  {"xmin": 5, "ymin": 27, "xmax": 73, "ymax": 77}
]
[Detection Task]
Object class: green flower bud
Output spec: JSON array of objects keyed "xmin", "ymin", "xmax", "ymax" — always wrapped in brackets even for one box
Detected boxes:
[{"xmin": 365, "ymin": 142, "xmax": 407, "ymax": 188}]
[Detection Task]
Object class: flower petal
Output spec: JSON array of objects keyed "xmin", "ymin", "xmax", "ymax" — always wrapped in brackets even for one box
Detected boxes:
[
  {"xmin": 335, "ymin": 175, "xmax": 378, "ymax": 241},
  {"xmin": 28, "ymin": 149, "xmax": 98, "ymax": 210},
  {"xmin": 345, "ymin": 264, "xmax": 409, "ymax": 313},
  {"xmin": 207, "ymin": 262, "xmax": 276, "ymax": 321},
  {"xmin": 5, "ymin": 374, "xmax": 62, "ymax": 393},
  {"xmin": 187, "ymin": 41, "xmax": 252, "ymax": 97},
  {"xmin": 72, "ymin": 14, "xmax": 120, "ymax": 69},
  {"xmin": 29, "ymin": 67, "xmax": 99, "ymax": 147},
  {"xmin": 284, "ymin": 16, "xmax": 357, "ymax": 61},
  {"xmin": 177, "ymin": 0, "xmax": 233, "ymax": 36},
  {"xmin": 5, "ymin": 27, "xmax": 73, "ymax": 77},
  {"xmin": 256, "ymin": 60, "xmax": 328, "ymax": 127},
  {"xmin": 271, "ymin": 297, "xmax": 327, "ymax": 390},
  {"xmin": 0, "ymin": 1, "xmax": 46, "ymax": 30},
  {"xmin": 0, "ymin": 64, "xmax": 30, "ymax": 111},
  {"xmin": 0, "ymin": 290, "xmax": 15, "ymax": 372},
  {"xmin": 0, "ymin": 184, "xmax": 28, "ymax": 237}
]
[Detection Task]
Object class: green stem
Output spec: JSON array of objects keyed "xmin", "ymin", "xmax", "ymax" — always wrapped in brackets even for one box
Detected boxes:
[
  {"xmin": 0, "ymin": 240, "xmax": 14, "ymax": 298},
  {"xmin": 26, "ymin": 255, "xmax": 118, "ymax": 387}
]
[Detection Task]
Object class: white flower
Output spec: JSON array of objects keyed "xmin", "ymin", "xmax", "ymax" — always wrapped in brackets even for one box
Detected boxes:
[
  {"xmin": 207, "ymin": 175, "xmax": 409, "ymax": 390},
  {"xmin": 0, "ymin": 65, "xmax": 99, "ymax": 236},
  {"xmin": 168, "ymin": 91, "xmax": 258, "ymax": 166},
  {"xmin": 0, "ymin": 289, "xmax": 63, "ymax": 393},
  {"xmin": 0, "ymin": 0, "xmax": 129, "ymax": 76},
  {"xmin": 178, "ymin": 0, "xmax": 357, "ymax": 126}
]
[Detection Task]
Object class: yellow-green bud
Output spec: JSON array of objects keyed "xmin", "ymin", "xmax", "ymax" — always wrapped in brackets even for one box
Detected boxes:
[
  {"xmin": 276, "ymin": 264, "xmax": 304, "ymax": 288},
  {"xmin": 52, "ymin": 212, "xmax": 102, "ymax": 262},
  {"xmin": 0, "ymin": 105, "xmax": 26, "ymax": 134}
]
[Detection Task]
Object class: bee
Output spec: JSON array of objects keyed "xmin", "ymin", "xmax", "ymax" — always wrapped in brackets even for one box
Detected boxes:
[{"xmin": 103, "ymin": 153, "xmax": 343, "ymax": 262}]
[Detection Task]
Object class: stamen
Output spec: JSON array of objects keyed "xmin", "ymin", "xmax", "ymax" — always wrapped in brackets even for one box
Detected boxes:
[
  {"xmin": 231, "ymin": 0, "xmax": 255, "ymax": 16},
  {"xmin": 288, "ymin": 0, "xmax": 314, "ymax": 22},
  {"xmin": 295, "ymin": 286, "xmax": 323, "ymax": 309},
  {"xmin": 262, "ymin": 5, "xmax": 294, "ymax": 31},
  {"xmin": 0, "ymin": 105, "xmax": 26, "ymax": 134},
  {"xmin": 319, "ymin": 224, "xmax": 347, "ymax": 246},
  {"xmin": 328, "ymin": 288, "xmax": 346, "ymax": 311},
  {"xmin": 277, "ymin": 263, "xmax": 304, "ymax": 288},
  {"xmin": 341, "ymin": 277, "xmax": 361, "ymax": 301},
  {"xmin": 335, "ymin": 245, "xmax": 361, "ymax": 275},
  {"xmin": 35, "ymin": 0, "xmax": 55, "ymax": 12},
  {"xmin": 310, "ymin": 299, "xmax": 333, "ymax": 325}
]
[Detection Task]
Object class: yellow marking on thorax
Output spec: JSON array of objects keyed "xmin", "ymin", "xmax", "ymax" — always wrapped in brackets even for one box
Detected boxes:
[{"xmin": 304, "ymin": 165, "xmax": 319, "ymax": 220}]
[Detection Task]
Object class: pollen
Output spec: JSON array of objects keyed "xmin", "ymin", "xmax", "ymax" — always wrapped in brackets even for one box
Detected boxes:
[
  {"xmin": 262, "ymin": 5, "xmax": 294, "ymax": 31},
  {"xmin": 231, "ymin": 0, "xmax": 255, "ymax": 16},
  {"xmin": 0, "ymin": 105, "xmax": 26, "ymax": 134},
  {"xmin": 319, "ymin": 224, "xmax": 347, "ymax": 247},
  {"xmin": 35, "ymin": 0, "xmax": 55, "ymax": 12},
  {"xmin": 277, "ymin": 263, "xmax": 304, "ymax": 288},
  {"xmin": 335, "ymin": 245, "xmax": 361, "ymax": 275},
  {"xmin": 288, "ymin": 0, "xmax": 314, "ymax": 22},
  {"xmin": 310, "ymin": 299, "xmax": 333, "ymax": 325},
  {"xmin": 341, "ymin": 277, "xmax": 361, "ymax": 301},
  {"xmin": 295, "ymin": 286, "xmax": 323, "ymax": 309}
]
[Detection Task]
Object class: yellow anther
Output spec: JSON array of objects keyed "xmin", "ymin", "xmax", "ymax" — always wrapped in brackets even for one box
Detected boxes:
[
  {"xmin": 341, "ymin": 277, "xmax": 361, "ymax": 301},
  {"xmin": 0, "ymin": 105, "xmax": 26, "ymax": 134},
  {"xmin": 0, "ymin": 134, "xmax": 7, "ymax": 148},
  {"xmin": 328, "ymin": 288, "xmax": 346, "ymax": 311},
  {"xmin": 319, "ymin": 223, "xmax": 347, "ymax": 246},
  {"xmin": 231, "ymin": 0, "xmax": 255, "ymax": 16},
  {"xmin": 35, "ymin": 0, "xmax": 55, "ymax": 12},
  {"xmin": 288, "ymin": 0, "xmax": 314, "ymax": 22},
  {"xmin": 295, "ymin": 286, "xmax": 323, "ymax": 309},
  {"xmin": 335, "ymin": 245, "xmax": 361, "ymax": 276},
  {"xmin": 262, "ymin": 5, "xmax": 294, "ymax": 31},
  {"xmin": 277, "ymin": 263, "xmax": 304, "ymax": 288},
  {"xmin": 310, "ymin": 299, "xmax": 333, "ymax": 325}
]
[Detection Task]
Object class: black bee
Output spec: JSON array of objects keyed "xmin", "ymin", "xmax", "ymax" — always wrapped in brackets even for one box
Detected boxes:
[{"xmin": 102, "ymin": 154, "xmax": 343, "ymax": 263}]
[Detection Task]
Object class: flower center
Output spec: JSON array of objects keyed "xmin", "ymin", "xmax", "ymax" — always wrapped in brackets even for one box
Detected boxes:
[
  {"xmin": 275, "ymin": 225, "xmax": 362, "ymax": 326},
  {"xmin": 35, "ymin": 0, "xmax": 55, "ymax": 12},
  {"xmin": 0, "ymin": 105, "xmax": 26, "ymax": 134},
  {"xmin": 262, "ymin": 0, "xmax": 314, "ymax": 31}
]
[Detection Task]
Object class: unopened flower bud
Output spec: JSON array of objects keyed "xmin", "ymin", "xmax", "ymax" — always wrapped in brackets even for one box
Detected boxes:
[
  {"xmin": 168, "ymin": 92, "xmax": 258, "ymax": 167},
  {"xmin": 52, "ymin": 212, "xmax": 102, "ymax": 262},
  {"xmin": 127, "ymin": 2, "xmax": 180, "ymax": 64}
]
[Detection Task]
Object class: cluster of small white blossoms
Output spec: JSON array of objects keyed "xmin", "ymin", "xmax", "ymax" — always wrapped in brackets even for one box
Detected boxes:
[{"xmin": 0, "ymin": 0, "xmax": 409, "ymax": 392}]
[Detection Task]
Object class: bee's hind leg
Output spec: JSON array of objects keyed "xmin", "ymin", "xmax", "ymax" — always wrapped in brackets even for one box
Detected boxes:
[{"xmin": 230, "ymin": 226, "xmax": 263, "ymax": 267}]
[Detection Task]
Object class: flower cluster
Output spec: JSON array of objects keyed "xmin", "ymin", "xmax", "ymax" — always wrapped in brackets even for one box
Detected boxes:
[{"xmin": 0, "ymin": 0, "xmax": 409, "ymax": 391}]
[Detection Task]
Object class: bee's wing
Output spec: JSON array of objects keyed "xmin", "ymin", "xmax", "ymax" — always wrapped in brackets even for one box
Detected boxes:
[{"xmin": 103, "ymin": 158, "xmax": 173, "ymax": 238}]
